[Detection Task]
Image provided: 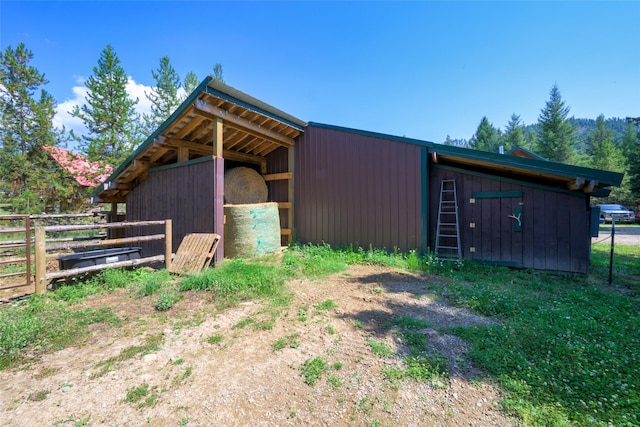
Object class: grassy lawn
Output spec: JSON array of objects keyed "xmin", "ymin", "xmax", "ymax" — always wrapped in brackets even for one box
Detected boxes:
[{"xmin": 1, "ymin": 242, "xmax": 638, "ymax": 426}]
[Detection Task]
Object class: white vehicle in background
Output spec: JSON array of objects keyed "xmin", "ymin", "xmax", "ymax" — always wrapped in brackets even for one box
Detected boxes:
[{"xmin": 597, "ymin": 204, "xmax": 636, "ymax": 224}]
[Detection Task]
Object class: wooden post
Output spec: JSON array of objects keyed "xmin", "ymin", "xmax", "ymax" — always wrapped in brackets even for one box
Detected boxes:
[
  {"xmin": 287, "ymin": 146, "xmax": 295, "ymax": 244},
  {"xmin": 165, "ymin": 219, "xmax": 172, "ymax": 271},
  {"xmin": 213, "ymin": 117, "xmax": 224, "ymax": 158},
  {"xmin": 25, "ymin": 216, "xmax": 31, "ymax": 287},
  {"xmin": 35, "ymin": 226, "xmax": 46, "ymax": 294}
]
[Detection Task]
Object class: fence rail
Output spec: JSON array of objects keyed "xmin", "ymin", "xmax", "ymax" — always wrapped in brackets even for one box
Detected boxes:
[
  {"xmin": 34, "ymin": 220, "xmax": 172, "ymax": 294},
  {"xmin": 1, "ymin": 214, "xmax": 171, "ymax": 296}
]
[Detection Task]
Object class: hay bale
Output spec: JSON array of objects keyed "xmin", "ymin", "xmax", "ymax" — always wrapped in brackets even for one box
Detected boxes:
[
  {"xmin": 224, "ymin": 202, "xmax": 281, "ymax": 258},
  {"xmin": 224, "ymin": 167, "xmax": 268, "ymax": 204}
]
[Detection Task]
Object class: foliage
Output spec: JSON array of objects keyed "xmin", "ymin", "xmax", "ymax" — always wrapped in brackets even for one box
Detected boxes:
[
  {"xmin": 70, "ymin": 44, "xmax": 141, "ymax": 168},
  {"xmin": 536, "ymin": 84, "xmax": 578, "ymax": 163},
  {"xmin": 502, "ymin": 113, "xmax": 527, "ymax": 151},
  {"xmin": 155, "ymin": 290, "xmax": 181, "ymax": 311},
  {"xmin": 366, "ymin": 338, "xmax": 395, "ymax": 358},
  {"xmin": 0, "ymin": 43, "xmax": 71, "ymax": 213},
  {"xmin": 143, "ymin": 56, "xmax": 182, "ymax": 134},
  {"xmin": 422, "ymin": 243, "xmax": 640, "ymax": 426},
  {"xmin": 469, "ymin": 116, "xmax": 502, "ymax": 153},
  {"xmin": 300, "ymin": 357, "xmax": 329, "ymax": 386}
]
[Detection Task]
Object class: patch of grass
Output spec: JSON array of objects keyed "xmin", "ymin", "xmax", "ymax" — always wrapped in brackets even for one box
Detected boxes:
[
  {"xmin": 327, "ymin": 374, "xmax": 343, "ymax": 389},
  {"xmin": 206, "ymin": 334, "xmax": 223, "ymax": 345},
  {"xmin": 421, "ymin": 243, "xmax": 640, "ymax": 426},
  {"xmin": 297, "ymin": 306, "xmax": 308, "ymax": 322},
  {"xmin": 383, "ymin": 354, "xmax": 447, "ymax": 385},
  {"xmin": 326, "ymin": 325, "xmax": 336, "ymax": 334},
  {"xmin": 124, "ymin": 384, "xmax": 149, "ymax": 404},
  {"xmin": 0, "ymin": 297, "xmax": 120, "ymax": 370},
  {"xmin": 353, "ymin": 319, "xmax": 364, "ymax": 328},
  {"xmin": 272, "ymin": 333, "xmax": 301, "ymax": 351},
  {"xmin": 92, "ymin": 334, "xmax": 163, "ymax": 378},
  {"xmin": 27, "ymin": 389, "xmax": 50, "ymax": 401},
  {"xmin": 155, "ymin": 290, "xmax": 181, "ymax": 311},
  {"xmin": 232, "ymin": 317, "xmax": 255, "ymax": 329},
  {"xmin": 333, "ymin": 361, "xmax": 343, "ymax": 370},
  {"xmin": 366, "ymin": 338, "xmax": 395, "ymax": 358},
  {"xmin": 74, "ymin": 416, "xmax": 90, "ymax": 427},
  {"xmin": 300, "ymin": 357, "xmax": 329, "ymax": 386},
  {"xmin": 314, "ymin": 299, "xmax": 338, "ymax": 310}
]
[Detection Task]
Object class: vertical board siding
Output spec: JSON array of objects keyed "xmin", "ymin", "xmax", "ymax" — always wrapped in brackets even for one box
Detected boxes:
[
  {"xmin": 266, "ymin": 147, "xmax": 290, "ymax": 234},
  {"xmin": 430, "ymin": 166, "xmax": 589, "ymax": 273},
  {"xmin": 295, "ymin": 126, "xmax": 422, "ymax": 252},
  {"xmin": 127, "ymin": 159, "xmax": 217, "ymax": 257}
]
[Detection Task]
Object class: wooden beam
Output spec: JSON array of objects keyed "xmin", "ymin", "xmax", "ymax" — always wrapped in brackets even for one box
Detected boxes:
[
  {"xmin": 193, "ymin": 100, "xmax": 294, "ymax": 147},
  {"xmin": 213, "ymin": 117, "xmax": 223, "ymax": 158},
  {"xmin": 583, "ymin": 179, "xmax": 599, "ymax": 193},
  {"xmin": 277, "ymin": 202, "xmax": 292, "ymax": 209},
  {"xmin": 281, "ymin": 228, "xmax": 292, "ymax": 236},
  {"xmin": 178, "ymin": 146, "xmax": 189, "ymax": 162},
  {"xmin": 567, "ymin": 177, "xmax": 585, "ymax": 191},
  {"xmin": 264, "ymin": 172, "xmax": 292, "ymax": 181},
  {"xmin": 103, "ymin": 181, "xmax": 134, "ymax": 191}
]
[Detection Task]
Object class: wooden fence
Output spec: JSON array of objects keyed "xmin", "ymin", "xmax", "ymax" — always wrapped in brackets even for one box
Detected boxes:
[
  {"xmin": 0, "ymin": 215, "xmax": 31, "ymax": 290},
  {"xmin": 1, "ymin": 214, "xmax": 172, "ymax": 296},
  {"xmin": 34, "ymin": 220, "xmax": 172, "ymax": 294}
]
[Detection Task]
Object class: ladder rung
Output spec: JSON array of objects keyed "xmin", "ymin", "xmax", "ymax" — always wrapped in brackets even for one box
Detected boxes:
[
  {"xmin": 436, "ymin": 245, "xmax": 460, "ymax": 250},
  {"xmin": 438, "ymin": 234, "xmax": 458, "ymax": 238}
]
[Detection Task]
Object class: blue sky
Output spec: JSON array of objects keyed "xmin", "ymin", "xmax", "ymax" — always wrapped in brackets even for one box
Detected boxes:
[{"xmin": 2, "ymin": 1, "xmax": 639, "ymax": 146}]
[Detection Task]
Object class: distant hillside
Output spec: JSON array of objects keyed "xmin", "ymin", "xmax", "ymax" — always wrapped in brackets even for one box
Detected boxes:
[{"xmin": 524, "ymin": 117, "xmax": 630, "ymax": 144}]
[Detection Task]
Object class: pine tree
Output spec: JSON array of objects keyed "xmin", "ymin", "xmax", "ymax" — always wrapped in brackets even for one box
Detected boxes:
[
  {"xmin": 212, "ymin": 63, "xmax": 224, "ymax": 83},
  {"xmin": 469, "ymin": 117, "xmax": 502, "ymax": 153},
  {"xmin": 0, "ymin": 43, "xmax": 65, "ymax": 212},
  {"xmin": 586, "ymin": 115, "xmax": 623, "ymax": 172},
  {"xmin": 502, "ymin": 114, "xmax": 526, "ymax": 152},
  {"xmin": 182, "ymin": 71, "xmax": 200, "ymax": 99},
  {"xmin": 537, "ymin": 85, "xmax": 577, "ymax": 163},
  {"xmin": 143, "ymin": 56, "xmax": 181, "ymax": 133},
  {"xmin": 624, "ymin": 118, "xmax": 640, "ymax": 209},
  {"xmin": 70, "ymin": 44, "xmax": 140, "ymax": 169}
]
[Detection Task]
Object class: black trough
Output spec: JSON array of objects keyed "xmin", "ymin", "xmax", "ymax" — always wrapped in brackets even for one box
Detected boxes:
[{"xmin": 57, "ymin": 247, "xmax": 142, "ymax": 270}]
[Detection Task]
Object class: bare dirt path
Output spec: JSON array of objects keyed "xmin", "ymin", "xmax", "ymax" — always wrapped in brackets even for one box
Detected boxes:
[{"xmin": 1, "ymin": 265, "xmax": 518, "ymax": 426}]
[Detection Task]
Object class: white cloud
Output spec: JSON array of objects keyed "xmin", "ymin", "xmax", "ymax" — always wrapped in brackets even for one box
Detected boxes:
[{"xmin": 54, "ymin": 76, "xmax": 155, "ymax": 139}]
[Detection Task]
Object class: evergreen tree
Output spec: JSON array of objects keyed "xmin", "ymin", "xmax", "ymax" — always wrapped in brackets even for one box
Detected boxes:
[
  {"xmin": 70, "ymin": 44, "xmax": 140, "ymax": 169},
  {"xmin": 212, "ymin": 63, "xmax": 224, "ymax": 83},
  {"xmin": 586, "ymin": 114, "xmax": 623, "ymax": 172},
  {"xmin": 143, "ymin": 56, "xmax": 181, "ymax": 133},
  {"xmin": 502, "ymin": 113, "xmax": 526, "ymax": 152},
  {"xmin": 624, "ymin": 117, "xmax": 640, "ymax": 209},
  {"xmin": 537, "ymin": 85, "xmax": 577, "ymax": 163},
  {"xmin": 0, "ymin": 43, "xmax": 65, "ymax": 212},
  {"xmin": 182, "ymin": 71, "xmax": 200, "ymax": 98},
  {"xmin": 469, "ymin": 117, "xmax": 502, "ymax": 153}
]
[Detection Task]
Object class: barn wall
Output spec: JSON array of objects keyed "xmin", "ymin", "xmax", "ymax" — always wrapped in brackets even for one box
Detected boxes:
[
  {"xmin": 126, "ymin": 157, "xmax": 223, "ymax": 260},
  {"xmin": 295, "ymin": 125, "xmax": 423, "ymax": 252},
  {"xmin": 429, "ymin": 165, "xmax": 590, "ymax": 273},
  {"xmin": 266, "ymin": 146, "xmax": 291, "ymax": 241}
]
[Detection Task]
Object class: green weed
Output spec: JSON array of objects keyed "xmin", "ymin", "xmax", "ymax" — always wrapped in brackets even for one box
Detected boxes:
[
  {"xmin": 207, "ymin": 335, "xmax": 223, "ymax": 345},
  {"xmin": 272, "ymin": 333, "xmax": 301, "ymax": 351},
  {"xmin": 366, "ymin": 338, "xmax": 395, "ymax": 358},
  {"xmin": 314, "ymin": 299, "xmax": 338, "ymax": 310},
  {"xmin": 300, "ymin": 357, "xmax": 329, "ymax": 386}
]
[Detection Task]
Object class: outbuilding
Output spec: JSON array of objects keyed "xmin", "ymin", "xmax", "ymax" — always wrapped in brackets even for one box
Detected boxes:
[{"xmin": 94, "ymin": 77, "xmax": 623, "ymax": 274}]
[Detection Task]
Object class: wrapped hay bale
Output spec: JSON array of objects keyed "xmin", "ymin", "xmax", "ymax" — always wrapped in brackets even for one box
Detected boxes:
[
  {"xmin": 224, "ymin": 167, "xmax": 268, "ymax": 204},
  {"xmin": 224, "ymin": 202, "xmax": 281, "ymax": 258}
]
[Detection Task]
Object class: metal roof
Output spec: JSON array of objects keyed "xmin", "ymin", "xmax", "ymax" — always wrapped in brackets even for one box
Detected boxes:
[
  {"xmin": 94, "ymin": 77, "xmax": 307, "ymax": 202},
  {"xmin": 308, "ymin": 122, "xmax": 624, "ymax": 192}
]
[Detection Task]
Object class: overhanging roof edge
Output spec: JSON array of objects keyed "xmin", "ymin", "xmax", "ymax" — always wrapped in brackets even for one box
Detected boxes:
[
  {"xmin": 92, "ymin": 77, "xmax": 213, "ymax": 198},
  {"xmin": 206, "ymin": 80, "xmax": 307, "ymax": 131},
  {"xmin": 307, "ymin": 122, "xmax": 434, "ymax": 148}
]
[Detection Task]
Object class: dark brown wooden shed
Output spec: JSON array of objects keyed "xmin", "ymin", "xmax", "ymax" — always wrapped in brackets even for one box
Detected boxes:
[{"xmin": 94, "ymin": 78, "xmax": 624, "ymax": 274}]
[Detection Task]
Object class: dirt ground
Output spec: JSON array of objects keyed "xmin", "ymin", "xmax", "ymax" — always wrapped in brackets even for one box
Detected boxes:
[{"xmin": 0, "ymin": 265, "xmax": 519, "ymax": 427}]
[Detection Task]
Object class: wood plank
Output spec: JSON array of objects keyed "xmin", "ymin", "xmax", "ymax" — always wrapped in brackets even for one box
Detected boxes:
[
  {"xmin": 280, "ymin": 228, "xmax": 292, "ymax": 236},
  {"xmin": 192, "ymin": 100, "xmax": 295, "ymax": 147},
  {"xmin": 213, "ymin": 117, "xmax": 224, "ymax": 158},
  {"xmin": 264, "ymin": 172, "xmax": 292, "ymax": 181},
  {"xmin": 168, "ymin": 233, "xmax": 220, "ymax": 275},
  {"xmin": 277, "ymin": 202, "xmax": 292, "ymax": 209},
  {"xmin": 46, "ymin": 255, "xmax": 165, "ymax": 281}
]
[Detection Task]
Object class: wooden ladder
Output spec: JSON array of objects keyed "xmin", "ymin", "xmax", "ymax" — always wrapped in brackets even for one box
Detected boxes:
[{"xmin": 435, "ymin": 179, "xmax": 461, "ymax": 261}]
